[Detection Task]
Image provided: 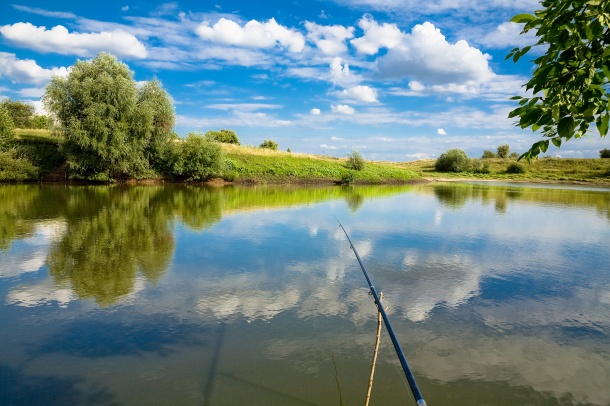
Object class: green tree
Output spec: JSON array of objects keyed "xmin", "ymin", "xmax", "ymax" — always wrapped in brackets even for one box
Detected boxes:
[
  {"xmin": 136, "ymin": 79, "xmax": 176, "ymax": 172},
  {"xmin": 172, "ymin": 132, "xmax": 224, "ymax": 180},
  {"xmin": 31, "ymin": 115, "xmax": 54, "ymax": 130},
  {"xmin": 43, "ymin": 53, "xmax": 175, "ymax": 180},
  {"xmin": 259, "ymin": 139, "xmax": 278, "ymax": 150},
  {"xmin": 482, "ymin": 150, "xmax": 496, "ymax": 159},
  {"xmin": 0, "ymin": 99, "xmax": 35, "ymax": 128},
  {"xmin": 601, "ymin": 148, "xmax": 610, "ymax": 158},
  {"xmin": 205, "ymin": 129, "xmax": 240, "ymax": 144},
  {"xmin": 435, "ymin": 149, "xmax": 470, "ymax": 172},
  {"xmin": 497, "ymin": 144, "xmax": 510, "ymax": 158},
  {"xmin": 0, "ymin": 104, "xmax": 15, "ymax": 148},
  {"xmin": 508, "ymin": 1, "xmax": 610, "ymax": 160},
  {"xmin": 346, "ymin": 149, "xmax": 365, "ymax": 171}
]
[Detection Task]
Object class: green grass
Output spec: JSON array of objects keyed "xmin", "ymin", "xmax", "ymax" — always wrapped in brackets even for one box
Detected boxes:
[
  {"xmin": 13, "ymin": 128, "xmax": 59, "ymax": 144},
  {"xmin": 221, "ymin": 144, "xmax": 419, "ymax": 184},
  {"xmin": 399, "ymin": 157, "xmax": 610, "ymax": 185}
]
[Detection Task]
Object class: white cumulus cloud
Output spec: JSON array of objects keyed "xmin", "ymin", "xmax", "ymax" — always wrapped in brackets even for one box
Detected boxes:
[
  {"xmin": 0, "ymin": 52, "xmax": 69, "ymax": 85},
  {"xmin": 339, "ymin": 85, "xmax": 378, "ymax": 103},
  {"xmin": 479, "ymin": 21, "xmax": 538, "ymax": 49},
  {"xmin": 377, "ymin": 21, "xmax": 494, "ymax": 88},
  {"xmin": 305, "ymin": 21, "xmax": 354, "ymax": 55},
  {"xmin": 196, "ymin": 18, "xmax": 305, "ymax": 52},
  {"xmin": 310, "ymin": 108, "xmax": 321, "ymax": 115},
  {"xmin": 0, "ymin": 22, "xmax": 148, "ymax": 59},
  {"xmin": 331, "ymin": 104, "xmax": 355, "ymax": 114},
  {"xmin": 351, "ymin": 15, "xmax": 404, "ymax": 55},
  {"xmin": 438, "ymin": 128, "xmax": 447, "ymax": 135},
  {"xmin": 330, "ymin": 56, "xmax": 362, "ymax": 88}
]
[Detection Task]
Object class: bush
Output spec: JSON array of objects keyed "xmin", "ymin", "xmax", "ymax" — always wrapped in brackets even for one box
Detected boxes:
[
  {"xmin": 497, "ymin": 144, "xmax": 510, "ymax": 158},
  {"xmin": 346, "ymin": 149, "xmax": 365, "ymax": 171},
  {"xmin": 481, "ymin": 150, "xmax": 496, "ymax": 159},
  {"xmin": 0, "ymin": 150, "xmax": 40, "ymax": 181},
  {"xmin": 600, "ymin": 148, "xmax": 610, "ymax": 158},
  {"xmin": 509, "ymin": 152, "xmax": 520, "ymax": 158},
  {"xmin": 172, "ymin": 133, "xmax": 224, "ymax": 180},
  {"xmin": 205, "ymin": 129, "xmax": 240, "ymax": 144},
  {"xmin": 471, "ymin": 159, "xmax": 490, "ymax": 174},
  {"xmin": 340, "ymin": 170, "xmax": 356, "ymax": 184},
  {"xmin": 506, "ymin": 162, "xmax": 527, "ymax": 174},
  {"xmin": 435, "ymin": 149, "xmax": 470, "ymax": 172},
  {"xmin": 259, "ymin": 139, "xmax": 278, "ymax": 150}
]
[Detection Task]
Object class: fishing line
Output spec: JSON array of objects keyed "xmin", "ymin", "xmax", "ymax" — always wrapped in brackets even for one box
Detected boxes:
[{"xmin": 335, "ymin": 218, "xmax": 427, "ymax": 406}]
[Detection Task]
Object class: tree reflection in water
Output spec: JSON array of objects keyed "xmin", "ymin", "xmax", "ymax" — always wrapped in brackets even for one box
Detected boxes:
[{"xmin": 47, "ymin": 187, "xmax": 174, "ymax": 307}]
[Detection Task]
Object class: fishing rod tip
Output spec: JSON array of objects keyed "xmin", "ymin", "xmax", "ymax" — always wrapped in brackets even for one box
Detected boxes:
[{"xmin": 416, "ymin": 399, "xmax": 427, "ymax": 406}]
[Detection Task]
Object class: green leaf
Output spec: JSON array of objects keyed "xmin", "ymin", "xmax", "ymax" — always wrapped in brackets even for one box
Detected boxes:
[
  {"xmin": 552, "ymin": 104, "xmax": 560, "ymax": 121},
  {"xmin": 511, "ymin": 14, "xmax": 536, "ymax": 23},
  {"xmin": 598, "ymin": 114, "xmax": 609, "ymax": 136},
  {"xmin": 557, "ymin": 116, "xmax": 576, "ymax": 138},
  {"xmin": 551, "ymin": 137, "xmax": 562, "ymax": 148},
  {"xmin": 539, "ymin": 140, "xmax": 549, "ymax": 153}
]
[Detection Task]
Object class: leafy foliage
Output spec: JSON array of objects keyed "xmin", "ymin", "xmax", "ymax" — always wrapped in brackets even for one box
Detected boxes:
[
  {"xmin": 471, "ymin": 159, "xmax": 491, "ymax": 174},
  {"xmin": 205, "ymin": 129, "xmax": 240, "ymax": 144},
  {"xmin": 435, "ymin": 149, "xmax": 470, "ymax": 172},
  {"xmin": 259, "ymin": 139, "xmax": 278, "ymax": 150},
  {"xmin": 482, "ymin": 150, "xmax": 496, "ymax": 158},
  {"xmin": 0, "ymin": 105, "xmax": 15, "ymax": 148},
  {"xmin": 0, "ymin": 150, "xmax": 40, "ymax": 181},
  {"xmin": 497, "ymin": 144, "xmax": 510, "ymax": 158},
  {"xmin": 43, "ymin": 53, "xmax": 175, "ymax": 180},
  {"xmin": 0, "ymin": 99, "xmax": 35, "ymax": 128},
  {"xmin": 506, "ymin": 162, "xmax": 527, "ymax": 174},
  {"xmin": 346, "ymin": 149, "xmax": 365, "ymax": 171},
  {"xmin": 600, "ymin": 148, "xmax": 610, "ymax": 158},
  {"xmin": 31, "ymin": 115, "xmax": 54, "ymax": 130},
  {"xmin": 172, "ymin": 132, "xmax": 224, "ymax": 180},
  {"xmin": 508, "ymin": 1, "xmax": 610, "ymax": 160}
]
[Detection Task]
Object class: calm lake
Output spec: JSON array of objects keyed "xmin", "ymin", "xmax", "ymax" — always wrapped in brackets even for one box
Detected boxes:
[{"xmin": 1, "ymin": 183, "xmax": 609, "ymax": 406}]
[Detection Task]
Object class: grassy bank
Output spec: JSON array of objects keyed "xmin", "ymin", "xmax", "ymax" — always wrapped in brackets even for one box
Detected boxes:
[
  {"xmin": 2, "ymin": 129, "xmax": 610, "ymax": 185},
  {"xmin": 221, "ymin": 144, "xmax": 419, "ymax": 184},
  {"xmin": 399, "ymin": 157, "xmax": 610, "ymax": 185}
]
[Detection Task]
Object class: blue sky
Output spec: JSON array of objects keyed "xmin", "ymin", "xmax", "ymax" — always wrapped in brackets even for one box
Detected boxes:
[{"xmin": 1, "ymin": 0, "xmax": 608, "ymax": 160}]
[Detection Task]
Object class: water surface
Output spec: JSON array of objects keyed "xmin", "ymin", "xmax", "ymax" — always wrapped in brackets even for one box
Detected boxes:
[{"xmin": 1, "ymin": 183, "xmax": 609, "ymax": 405}]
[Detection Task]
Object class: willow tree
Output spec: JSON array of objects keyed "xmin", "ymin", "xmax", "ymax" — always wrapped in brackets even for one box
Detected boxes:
[
  {"xmin": 43, "ymin": 53, "xmax": 175, "ymax": 180},
  {"xmin": 508, "ymin": 0, "xmax": 610, "ymax": 159}
]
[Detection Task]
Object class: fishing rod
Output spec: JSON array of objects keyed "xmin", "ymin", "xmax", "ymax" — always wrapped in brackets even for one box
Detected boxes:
[{"xmin": 336, "ymin": 219, "xmax": 427, "ymax": 406}]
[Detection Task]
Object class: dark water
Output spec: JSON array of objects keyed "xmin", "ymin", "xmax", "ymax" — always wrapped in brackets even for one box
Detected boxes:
[{"xmin": 1, "ymin": 183, "xmax": 609, "ymax": 406}]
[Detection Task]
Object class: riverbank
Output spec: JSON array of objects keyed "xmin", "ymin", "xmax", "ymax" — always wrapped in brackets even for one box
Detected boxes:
[{"xmin": 2, "ymin": 131, "xmax": 610, "ymax": 185}]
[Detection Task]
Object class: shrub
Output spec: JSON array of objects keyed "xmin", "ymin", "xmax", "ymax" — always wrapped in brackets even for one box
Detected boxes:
[
  {"xmin": 0, "ymin": 150, "xmax": 40, "ymax": 181},
  {"xmin": 435, "ymin": 149, "xmax": 470, "ymax": 172},
  {"xmin": 259, "ymin": 139, "xmax": 278, "ymax": 150},
  {"xmin": 471, "ymin": 159, "xmax": 490, "ymax": 174},
  {"xmin": 341, "ymin": 171, "xmax": 356, "ymax": 184},
  {"xmin": 509, "ymin": 152, "xmax": 520, "ymax": 158},
  {"xmin": 172, "ymin": 133, "xmax": 224, "ymax": 180},
  {"xmin": 497, "ymin": 144, "xmax": 510, "ymax": 158},
  {"xmin": 506, "ymin": 162, "xmax": 527, "ymax": 174},
  {"xmin": 481, "ymin": 150, "xmax": 496, "ymax": 159},
  {"xmin": 346, "ymin": 149, "xmax": 365, "ymax": 171},
  {"xmin": 600, "ymin": 148, "xmax": 610, "ymax": 158},
  {"xmin": 205, "ymin": 129, "xmax": 240, "ymax": 144}
]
